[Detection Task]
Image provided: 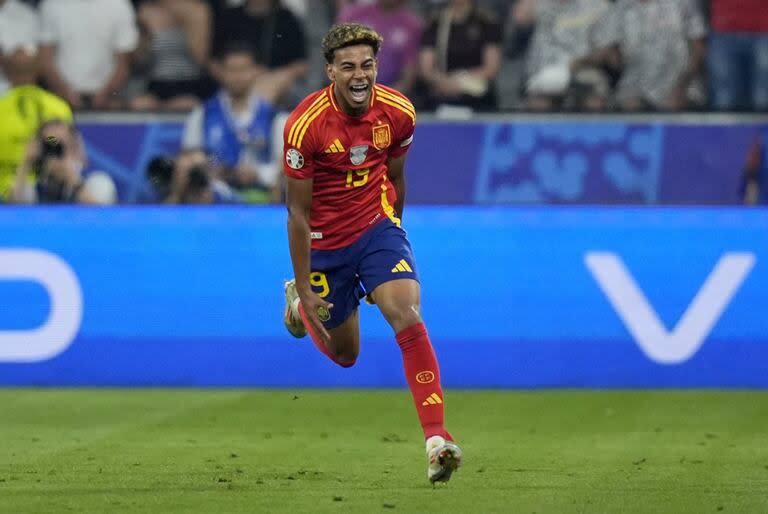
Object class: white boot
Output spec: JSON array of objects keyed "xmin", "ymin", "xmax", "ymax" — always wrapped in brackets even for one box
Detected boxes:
[
  {"xmin": 283, "ymin": 279, "xmax": 306, "ymax": 338},
  {"xmin": 426, "ymin": 435, "xmax": 462, "ymax": 483}
]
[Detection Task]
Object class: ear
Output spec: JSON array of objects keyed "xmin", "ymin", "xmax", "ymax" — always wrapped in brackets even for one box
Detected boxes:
[{"xmin": 325, "ymin": 62, "xmax": 334, "ymax": 83}]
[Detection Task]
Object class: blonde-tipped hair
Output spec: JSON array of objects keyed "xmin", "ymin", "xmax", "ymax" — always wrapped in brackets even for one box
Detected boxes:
[{"xmin": 322, "ymin": 23, "xmax": 383, "ymax": 63}]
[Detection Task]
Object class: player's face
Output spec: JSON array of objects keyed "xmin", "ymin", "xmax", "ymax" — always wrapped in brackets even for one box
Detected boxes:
[{"xmin": 326, "ymin": 44, "xmax": 377, "ymax": 115}]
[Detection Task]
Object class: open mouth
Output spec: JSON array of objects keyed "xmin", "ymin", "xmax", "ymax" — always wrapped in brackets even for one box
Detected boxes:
[{"xmin": 349, "ymin": 83, "xmax": 369, "ymax": 103}]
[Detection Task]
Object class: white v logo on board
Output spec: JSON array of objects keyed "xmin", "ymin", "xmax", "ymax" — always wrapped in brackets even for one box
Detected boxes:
[{"xmin": 584, "ymin": 252, "xmax": 755, "ymax": 365}]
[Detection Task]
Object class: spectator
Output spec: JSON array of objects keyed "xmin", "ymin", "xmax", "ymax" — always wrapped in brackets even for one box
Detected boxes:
[
  {"xmin": 212, "ymin": 0, "xmax": 308, "ymax": 108},
  {"xmin": 419, "ymin": 0, "xmax": 503, "ymax": 113},
  {"xmin": 130, "ymin": 0, "xmax": 214, "ymax": 111},
  {"xmin": 337, "ymin": 0, "xmax": 423, "ymax": 95},
  {"xmin": 10, "ymin": 120, "xmax": 117, "ymax": 204},
  {"xmin": 598, "ymin": 0, "xmax": 706, "ymax": 112},
  {"xmin": 0, "ymin": 0, "xmax": 39, "ymax": 95},
  {"xmin": 0, "ymin": 45, "xmax": 72, "ymax": 202},
  {"xmin": 709, "ymin": 0, "xmax": 768, "ymax": 112},
  {"xmin": 517, "ymin": 0, "xmax": 612, "ymax": 112},
  {"xmin": 150, "ymin": 148, "xmax": 241, "ymax": 204},
  {"xmin": 182, "ymin": 42, "xmax": 281, "ymax": 203},
  {"xmin": 38, "ymin": 0, "xmax": 139, "ymax": 110}
]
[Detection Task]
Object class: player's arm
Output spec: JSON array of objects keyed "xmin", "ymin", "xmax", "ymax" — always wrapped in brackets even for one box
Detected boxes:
[
  {"xmin": 387, "ymin": 153, "xmax": 407, "ymax": 220},
  {"xmin": 286, "ymin": 176, "xmax": 313, "ymax": 292},
  {"xmin": 286, "ymin": 176, "xmax": 333, "ymax": 343}
]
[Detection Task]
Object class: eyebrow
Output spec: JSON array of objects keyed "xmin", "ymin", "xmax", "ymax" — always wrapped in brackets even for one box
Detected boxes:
[{"xmin": 340, "ymin": 58, "xmax": 375, "ymax": 67}]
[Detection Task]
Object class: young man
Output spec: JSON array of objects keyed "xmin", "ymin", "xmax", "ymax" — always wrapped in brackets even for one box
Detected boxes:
[
  {"xmin": 281, "ymin": 23, "xmax": 462, "ymax": 484},
  {"xmin": 182, "ymin": 42, "xmax": 280, "ymax": 203}
]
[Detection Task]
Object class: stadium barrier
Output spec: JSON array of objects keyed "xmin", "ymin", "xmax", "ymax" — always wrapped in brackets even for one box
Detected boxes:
[
  {"xmin": 77, "ymin": 113, "xmax": 767, "ymax": 205},
  {"xmin": 1, "ymin": 206, "xmax": 766, "ymax": 388}
]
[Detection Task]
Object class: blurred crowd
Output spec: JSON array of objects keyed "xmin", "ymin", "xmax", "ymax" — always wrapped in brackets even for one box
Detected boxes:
[{"xmin": 0, "ymin": 0, "xmax": 766, "ymax": 205}]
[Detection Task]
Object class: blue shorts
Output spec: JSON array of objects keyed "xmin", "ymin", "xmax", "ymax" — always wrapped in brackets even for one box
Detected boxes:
[{"xmin": 309, "ymin": 219, "xmax": 419, "ymax": 329}]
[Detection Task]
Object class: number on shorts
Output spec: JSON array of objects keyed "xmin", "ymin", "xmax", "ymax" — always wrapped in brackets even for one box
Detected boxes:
[{"xmin": 310, "ymin": 271, "xmax": 330, "ymax": 298}]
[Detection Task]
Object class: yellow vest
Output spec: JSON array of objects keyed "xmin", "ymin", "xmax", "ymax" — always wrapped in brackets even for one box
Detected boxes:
[{"xmin": 0, "ymin": 85, "xmax": 73, "ymax": 200}]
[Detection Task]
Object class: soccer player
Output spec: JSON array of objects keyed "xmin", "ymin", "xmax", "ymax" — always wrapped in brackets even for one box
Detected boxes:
[{"xmin": 281, "ymin": 23, "xmax": 462, "ymax": 484}]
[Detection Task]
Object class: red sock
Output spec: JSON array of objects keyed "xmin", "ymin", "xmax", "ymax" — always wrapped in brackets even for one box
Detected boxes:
[
  {"xmin": 396, "ymin": 322, "xmax": 452, "ymax": 441},
  {"xmin": 297, "ymin": 302, "xmax": 355, "ymax": 368}
]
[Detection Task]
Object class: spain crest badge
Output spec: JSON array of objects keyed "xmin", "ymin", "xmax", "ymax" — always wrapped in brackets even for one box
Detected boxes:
[{"xmin": 372, "ymin": 123, "xmax": 391, "ymax": 150}]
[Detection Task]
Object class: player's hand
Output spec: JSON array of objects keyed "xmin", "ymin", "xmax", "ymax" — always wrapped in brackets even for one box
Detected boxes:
[{"xmin": 297, "ymin": 289, "xmax": 333, "ymax": 345}]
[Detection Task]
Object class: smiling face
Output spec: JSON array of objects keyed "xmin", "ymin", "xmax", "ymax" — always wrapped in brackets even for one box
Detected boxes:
[{"xmin": 326, "ymin": 44, "xmax": 378, "ymax": 116}]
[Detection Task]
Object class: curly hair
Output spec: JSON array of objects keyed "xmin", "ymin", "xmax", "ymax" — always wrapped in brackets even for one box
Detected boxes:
[{"xmin": 322, "ymin": 23, "xmax": 383, "ymax": 64}]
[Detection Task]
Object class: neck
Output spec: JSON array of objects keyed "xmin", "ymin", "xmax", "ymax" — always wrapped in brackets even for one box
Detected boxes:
[
  {"xmin": 227, "ymin": 91, "xmax": 253, "ymax": 112},
  {"xmin": 333, "ymin": 84, "xmax": 367, "ymax": 117},
  {"xmin": 229, "ymin": 92, "xmax": 250, "ymax": 111},
  {"xmin": 10, "ymin": 75, "xmax": 35, "ymax": 88}
]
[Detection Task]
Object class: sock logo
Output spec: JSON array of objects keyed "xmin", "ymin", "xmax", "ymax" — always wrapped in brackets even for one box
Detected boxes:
[
  {"xmin": 416, "ymin": 371, "xmax": 435, "ymax": 384},
  {"xmin": 422, "ymin": 393, "xmax": 443, "ymax": 406}
]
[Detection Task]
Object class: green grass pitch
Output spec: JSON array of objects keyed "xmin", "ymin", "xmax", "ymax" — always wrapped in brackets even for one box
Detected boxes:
[{"xmin": 1, "ymin": 390, "xmax": 767, "ymax": 513}]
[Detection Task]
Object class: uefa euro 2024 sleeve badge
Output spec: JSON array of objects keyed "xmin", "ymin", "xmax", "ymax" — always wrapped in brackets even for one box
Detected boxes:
[
  {"xmin": 350, "ymin": 145, "xmax": 368, "ymax": 166},
  {"xmin": 285, "ymin": 148, "xmax": 304, "ymax": 169}
]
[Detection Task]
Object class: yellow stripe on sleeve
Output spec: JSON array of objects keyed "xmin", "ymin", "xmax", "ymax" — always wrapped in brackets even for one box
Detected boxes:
[
  {"xmin": 287, "ymin": 94, "xmax": 329, "ymax": 146},
  {"xmin": 295, "ymin": 103, "xmax": 330, "ymax": 149},
  {"xmin": 375, "ymin": 88, "xmax": 416, "ymax": 116},
  {"xmin": 377, "ymin": 97, "xmax": 416, "ymax": 125}
]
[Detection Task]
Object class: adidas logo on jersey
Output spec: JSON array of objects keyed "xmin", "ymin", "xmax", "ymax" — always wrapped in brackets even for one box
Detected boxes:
[
  {"xmin": 324, "ymin": 139, "xmax": 345, "ymax": 153},
  {"xmin": 391, "ymin": 259, "xmax": 413, "ymax": 273}
]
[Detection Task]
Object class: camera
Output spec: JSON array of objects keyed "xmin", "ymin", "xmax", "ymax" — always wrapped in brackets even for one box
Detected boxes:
[
  {"xmin": 186, "ymin": 164, "xmax": 210, "ymax": 192},
  {"xmin": 37, "ymin": 136, "xmax": 65, "ymax": 170},
  {"xmin": 41, "ymin": 136, "xmax": 64, "ymax": 158},
  {"xmin": 145, "ymin": 154, "xmax": 214, "ymax": 203},
  {"xmin": 146, "ymin": 156, "xmax": 175, "ymax": 198}
]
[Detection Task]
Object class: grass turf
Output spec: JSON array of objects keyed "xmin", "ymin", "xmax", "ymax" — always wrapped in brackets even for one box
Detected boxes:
[{"xmin": 1, "ymin": 390, "xmax": 767, "ymax": 513}]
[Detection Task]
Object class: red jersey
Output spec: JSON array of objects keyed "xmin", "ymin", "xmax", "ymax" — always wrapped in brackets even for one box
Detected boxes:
[
  {"xmin": 711, "ymin": 0, "xmax": 768, "ymax": 32},
  {"xmin": 283, "ymin": 83, "xmax": 415, "ymax": 250}
]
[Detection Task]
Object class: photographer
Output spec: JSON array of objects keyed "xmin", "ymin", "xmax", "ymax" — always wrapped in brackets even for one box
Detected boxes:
[
  {"xmin": 0, "ymin": 44, "xmax": 73, "ymax": 201},
  {"xmin": 10, "ymin": 119, "xmax": 117, "ymax": 204},
  {"xmin": 146, "ymin": 148, "xmax": 241, "ymax": 204}
]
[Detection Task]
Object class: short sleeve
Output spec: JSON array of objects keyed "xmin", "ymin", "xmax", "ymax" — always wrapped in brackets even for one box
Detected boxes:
[
  {"xmin": 282, "ymin": 115, "xmax": 316, "ymax": 179},
  {"xmin": 113, "ymin": 0, "xmax": 139, "ymax": 53},
  {"xmin": 181, "ymin": 107, "xmax": 204, "ymax": 149},
  {"xmin": 683, "ymin": 0, "xmax": 707, "ymax": 40},
  {"xmin": 388, "ymin": 130, "xmax": 414, "ymax": 159},
  {"xmin": 388, "ymin": 110, "xmax": 415, "ymax": 159},
  {"xmin": 44, "ymin": 95, "xmax": 73, "ymax": 122}
]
